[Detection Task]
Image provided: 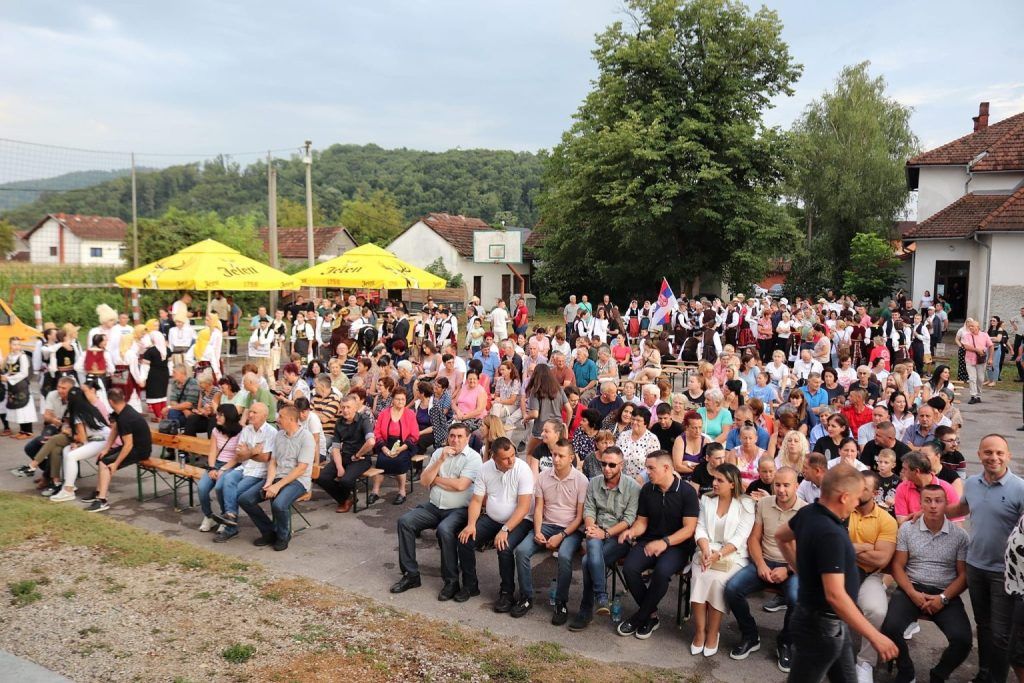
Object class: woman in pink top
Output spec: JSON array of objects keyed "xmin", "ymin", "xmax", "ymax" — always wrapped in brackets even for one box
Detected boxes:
[
  {"xmin": 197, "ymin": 403, "xmax": 243, "ymax": 532},
  {"xmin": 453, "ymin": 370, "xmax": 488, "ymax": 433},
  {"xmin": 728, "ymin": 424, "xmax": 764, "ymax": 490},
  {"xmin": 961, "ymin": 318, "xmax": 993, "ymax": 403}
]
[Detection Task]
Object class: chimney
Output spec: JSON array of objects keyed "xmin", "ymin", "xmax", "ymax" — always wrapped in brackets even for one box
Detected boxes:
[{"xmin": 973, "ymin": 101, "xmax": 990, "ymax": 131}]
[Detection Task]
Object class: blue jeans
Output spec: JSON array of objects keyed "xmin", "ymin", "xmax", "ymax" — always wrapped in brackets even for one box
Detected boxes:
[
  {"xmin": 198, "ymin": 468, "xmax": 229, "ymax": 518},
  {"xmin": 724, "ymin": 560, "xmax": 799, "ymax": 645},
  {"xmin": 987, "ymin": 345, "xmax": 1003, "ymax": 383},
  {"xmin": 513, "ymin": 523, "xmax": 582, "ymax": 603},
  {"xmin": 220, "ymin": 469, "xmax": 263, "ymax": 516},
  {"xmin": 237, "ymin": 479, "xmax": 306, "ymax": 542},
  {"xmin": 580, "ymin": 536, "xmax": 629, "ymax": 614},
  {"xmin": 397, "ymin": 503, "xmax": 470, "ymax": 585}
]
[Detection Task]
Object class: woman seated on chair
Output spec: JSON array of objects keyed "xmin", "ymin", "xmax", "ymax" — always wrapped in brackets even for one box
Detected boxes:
[{"xmin": 368, "ymin": 387, "xmax": 418, "ymax": 506}]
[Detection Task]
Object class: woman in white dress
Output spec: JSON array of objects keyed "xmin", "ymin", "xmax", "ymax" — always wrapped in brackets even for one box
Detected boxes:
[
  {"xmin": 2, "ymin": 337, "xmax": 38, "ymax": 438},
  {"xmin": 689, "ymin": 462, "xmax": 755, "ymax": 657}
]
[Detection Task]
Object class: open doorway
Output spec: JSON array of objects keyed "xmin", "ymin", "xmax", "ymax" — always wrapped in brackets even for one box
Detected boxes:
[{"xmin": 934, "ymin": 260, "xmax": 969, "ymax": 321}]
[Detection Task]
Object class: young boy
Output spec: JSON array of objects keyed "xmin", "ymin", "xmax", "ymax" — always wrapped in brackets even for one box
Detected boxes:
[
  {"xmin": 744, "ymin": 455, "xmax": 775, "ymax": 500},
  {"xmin": 874, "ymin": 448, "xmax": 899, "ymax": 515}
]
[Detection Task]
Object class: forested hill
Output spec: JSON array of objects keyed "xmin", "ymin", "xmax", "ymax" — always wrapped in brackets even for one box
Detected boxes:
[{"xmin": 0, "ymin": 143, "xmax": 545, "ymax": 230}]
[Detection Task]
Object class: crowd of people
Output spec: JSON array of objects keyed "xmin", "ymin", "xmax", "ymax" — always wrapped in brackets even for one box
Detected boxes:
[{"xmin": 4, "ymin": 286, "xmax": 1024, "ymax": 681}]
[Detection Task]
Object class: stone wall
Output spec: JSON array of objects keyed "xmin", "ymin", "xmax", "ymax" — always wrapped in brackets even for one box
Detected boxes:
[{"xmin": 990, "ymin": 285, "xmax": 1024, "ymax": 324}]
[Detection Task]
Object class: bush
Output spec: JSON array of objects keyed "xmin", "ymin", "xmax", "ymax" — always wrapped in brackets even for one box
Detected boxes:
[
  {"xmin": 221, "ymin": 643, "xmax": 256, "ymax": 664},
  {"xmin": 9, "ymin": 579, "xmax": 42, "ymax": 607}
]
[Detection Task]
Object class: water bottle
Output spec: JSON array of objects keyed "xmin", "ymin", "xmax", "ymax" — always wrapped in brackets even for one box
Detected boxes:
[
  {"xmin": 610, "ymin": 594, "xmax": 623, "ymax": 624},
  {"xmin": 548, "ymin": 579, "xmax": 557, "ymax": 606},
  {"xmin": 177, "ymin": 450, "xmax": 186, "ymax": 471}
]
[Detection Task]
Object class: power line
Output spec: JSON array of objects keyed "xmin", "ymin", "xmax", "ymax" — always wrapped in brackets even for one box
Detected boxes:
[{"xmin": 0, "ymin": 137, "xmax": 299, "ymax": 158}]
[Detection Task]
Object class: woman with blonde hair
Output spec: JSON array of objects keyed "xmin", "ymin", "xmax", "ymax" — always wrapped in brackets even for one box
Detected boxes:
[
  {"xmin": 698, "ymin": 361, "xmax": 719, "ymax": 392},
  {"xmin": 478, "ymin": 414, "xmax": 507, "ymax": 462},
  {"xmin": 689, "ymin": 462, "xmax": 755, "ymax": 657},
  {"xmin": 188, "ymin": 312, "xmax": 223, "ymax": 379},
  {"xmin": 773, "ymin": 429, "xmax": 809, "ymax": 473}
]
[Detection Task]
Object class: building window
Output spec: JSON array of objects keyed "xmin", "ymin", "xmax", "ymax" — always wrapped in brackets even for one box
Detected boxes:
[
  {"xmin": 49, "ymin": 246, "xmax": 58, "ymax": 256},
  {"xmin": 90, "ymin": 247, "xmax": 103, "ymax": 258},
  {"xmin": 120, "ymin": 247, "xmax": 128, "ymax": 261}
]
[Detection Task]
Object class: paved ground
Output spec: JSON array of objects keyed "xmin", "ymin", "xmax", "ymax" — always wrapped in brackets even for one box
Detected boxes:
[
  {"xmin": 2, "ymin": 384, "xmax": 1021, "ymax": 682},
  {"xmin": 0, "ymin": 650, "xmax": 72, "ymax": 682}
]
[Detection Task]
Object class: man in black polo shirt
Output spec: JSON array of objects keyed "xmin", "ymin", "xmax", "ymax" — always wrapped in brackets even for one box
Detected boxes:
[
  {"xmin": 615, "ymin": 450, "xmax": 699, "ymax": 639},
  {"xmin": 85, "ymin": 388, "xmax": 153, "ymax": 512},
  {"xmin": 649, "ymin": 403, "xmax": 683, "ymax": 451},
  {"xmin": 775, "ymin": 464, "xmax": 897, "ymax": 680},
  {"xmin": 859, "ymin": 422, "xmax": 910, "ymax": 475},
  {"xmin": 314, "ymin": 395, "xmax": 375, "ymax": 513}
]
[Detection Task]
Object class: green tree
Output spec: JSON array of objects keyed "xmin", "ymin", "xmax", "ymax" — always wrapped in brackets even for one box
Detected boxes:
[
  {"xmin": 537, "ymin": 0, "xmax": 802, "ymax": 298},
  {"xmin": 789, "ymin": 61, "xmax": 919, "ymax": 272},
  {"xmin": 842, "ymin": 232, "xmax": 903, "ymax": 304},
  {"xmin": 782, "ymin": 236, "xmax": 835, "ymax": 301},
  {"xmin": 126, "ymin": 208, "xmax": 265, "ymax": 264},
  {"xmin": 424, "ymin": 258, "xmax": 463, "ymax": 288},
  {"xmin": 0, "ymin": 219, "xmax": 15, "ymax": 255},
  {"xmin": 276, "ymin": 197, "xmax": 324, "ymax": 228},
  {"xmin": 339, "ymin": 190, "xmax": 406, "ymax": 245}
]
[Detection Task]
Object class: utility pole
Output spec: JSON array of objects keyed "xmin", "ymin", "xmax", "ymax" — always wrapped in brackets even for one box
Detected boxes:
[
  {"xmin": 267, "ymin": 151, "xmax": 279, "ymax": 312},
  {"xmin": 303, "ymin": 140, "xmax": 315, "ymax": 300},
  {"xmin": 130, "ymin": 152, "xmax": 138, "ymax": 268}
]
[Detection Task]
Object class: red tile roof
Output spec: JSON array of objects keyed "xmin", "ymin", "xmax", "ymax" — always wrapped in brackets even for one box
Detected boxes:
[
  {"xmin": 979, "ymin": 186, "xmax": 1024, "ymax": 232},
  {"xmin": 420, "ymin": 213, "xmax": 491, "ymax": 258},
  {"xmin": 258, "ymin": 226, "xmax": 356, "ymax": 259},
  {"xmin": 907, "ymin": 111, "xmax": 1024, "ymax": 171},
  {"xmin": 904, "ymin": 192, "xmax": 1018, "ymax": 239},
  {"xmin": 523, "ymin": 229, "xmax": 543, "ymax": 260},
  {"xmin": 25, "ymin": 213, "xmax": 128, "ymax": 241}
]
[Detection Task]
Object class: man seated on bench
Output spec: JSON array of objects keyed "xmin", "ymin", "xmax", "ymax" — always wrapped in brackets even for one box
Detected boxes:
[
  {"xmin": 315, "ymin": 395, "xmax": 375, "ymax": 513},
  {"xmin": 723, "ymin": 466, "xmax": 805, "ymax": 672},
  {"xmin": 390, "ymin": 422, "xmax": 482, "ymax": 598},
  {"xmin": 212, "ymin": 401, "xmax": 276, "ymax": 542},
  {"xmin": 237, "ymin": 405, "xmax": 313, "ymax": 551},
  {"xmin": 85, "ymin": 388, "xmax": 152, "ymax": 512}
]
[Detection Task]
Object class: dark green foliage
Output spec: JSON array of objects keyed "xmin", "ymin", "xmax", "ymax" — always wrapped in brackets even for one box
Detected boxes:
[{"xmin": 842, "ymin": 232, "xmax": 904, "ymax": 304}]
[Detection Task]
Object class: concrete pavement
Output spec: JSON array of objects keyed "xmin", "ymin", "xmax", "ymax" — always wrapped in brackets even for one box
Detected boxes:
[{"xmin": 2, "ymin": 385, "xmax": 1022, "ymax": 682}]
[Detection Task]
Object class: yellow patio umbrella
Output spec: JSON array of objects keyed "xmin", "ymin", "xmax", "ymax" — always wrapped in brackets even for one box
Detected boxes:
[
  {"xmin": 293, "ymin": 243, "xmax": 447, "ymax": 289},
  {"xmin": 116, "ymin": 239, "xmax": 299, "ymax": 291}
]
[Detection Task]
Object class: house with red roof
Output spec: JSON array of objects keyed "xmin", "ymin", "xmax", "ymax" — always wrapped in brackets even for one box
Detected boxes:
[
  {"xmin": 387, "ymin": 213, "xmax": 536, "ymax": 306},
  {"xmin": 904, "ymin": 102, "xmax": 1024, "ymax": 322},
  {"xmin": 258, "ymin": 225, "xmax": 358, "ymax": 266},
  {"xmin": 22, "ymin": 213, "xmax": 128, "ymax": 265}
]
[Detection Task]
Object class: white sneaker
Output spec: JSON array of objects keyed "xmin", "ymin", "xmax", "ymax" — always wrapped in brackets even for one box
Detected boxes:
[
  {"xmin": 903, "ymin": 621, "xmax": 920, "ymax": 640},
  {"xmin": 50, "ymin": 489, "xmax": 76, "ymax": 503},
  {"xmin": 855, "ymin": 661, "xmax": 873, "ymax": 683},
  {"xmin": 199, "ymin": 516, "xmax": 217, "ymax": 532}
]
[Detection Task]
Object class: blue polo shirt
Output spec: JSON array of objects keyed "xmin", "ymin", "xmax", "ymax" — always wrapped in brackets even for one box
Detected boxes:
[
  {"xmin": 963, "ymin": 469, "xmax": 1024, "ymax": 572},
  {"xmin": 800, "ymin": 386, "xmax": 829, "ymax": 428},
  {"xmin": 572, "ymin": 359, "xmax": 598, "ymax": 389},
  {"xmin": 725, "ymin": 425, "xmax": 770, "ymax": 450}
]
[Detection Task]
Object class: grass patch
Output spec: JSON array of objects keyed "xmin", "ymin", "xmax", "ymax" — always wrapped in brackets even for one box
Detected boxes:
[
  {"xmin": 221, "ymin": 643, "xmax": 256, "ymax": 664},
  {"xmin": 0, "ymin": 491, "xmax": 243, "ymax": 574},
  {"xmin": 8, "ymin": 579, "xmax": 42, "ymax": 606},
  {"xmin": 480, "ymin": 657, "xmax": 531, "ymax": 682},
  {"xmin": 196, "ymin": 591, "xmax": 213, "ymax": 600},
  {"xmin": 523, "ymin": 641, "xmax": 569, "ymax": 664}
]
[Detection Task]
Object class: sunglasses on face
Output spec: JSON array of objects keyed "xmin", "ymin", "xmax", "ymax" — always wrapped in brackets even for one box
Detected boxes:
[{"xmin": 600, "ymin": 461, "xmax": 620, "ymax": 469}]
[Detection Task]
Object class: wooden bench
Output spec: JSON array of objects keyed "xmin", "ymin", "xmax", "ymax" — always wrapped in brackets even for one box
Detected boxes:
[
  {"xmin": 137, "ymin": 431, "xmax": 211, "ymax": 510},
  {"xmin": 352, "ymin": 466, "xmax": 384, "ymax": 512}
]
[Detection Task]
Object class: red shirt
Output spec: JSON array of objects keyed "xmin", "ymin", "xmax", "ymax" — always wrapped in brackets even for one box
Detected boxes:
[{"xmin": 841, "ymin": 404, "xmax": 873, "ymax": 438}]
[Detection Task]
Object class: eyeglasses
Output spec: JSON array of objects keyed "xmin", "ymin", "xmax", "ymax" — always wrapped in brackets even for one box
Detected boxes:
[
  {"xmin": 600, "ymin": 461, "xmax": 620, "ymax": 469},
  {"xmin": 942, "ymin": 438, "xmax": 959, "ymax": 445}
]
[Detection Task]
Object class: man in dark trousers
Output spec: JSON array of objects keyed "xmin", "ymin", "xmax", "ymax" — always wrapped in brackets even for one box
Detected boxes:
[
  {"xmin": 775, "ymin": 464, "xmax": 897, "ymax": 681},
  {"xmin": 389, "ymin": 304, "xmax": 411, "ymax": 356},
  {"xmin": 315, "ymin": 395, "xmax": 374, "ymax": 513}
]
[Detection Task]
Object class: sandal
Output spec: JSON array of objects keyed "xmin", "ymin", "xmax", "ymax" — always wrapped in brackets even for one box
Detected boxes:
[{"xmin": 14, "ymin": 433, "xmax": 31, "ymax": 440}]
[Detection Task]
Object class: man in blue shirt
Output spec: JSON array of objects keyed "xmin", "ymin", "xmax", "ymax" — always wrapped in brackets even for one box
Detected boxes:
[
  {"xmin": 944, "ymin": 434, "xmax": 1024, "ymax": 683},
  {"xmin": 571, "ymin": 347, "xmax": 599, "ymax": 398},
  {"xmin": 799, "ymin": 373, "xmax": 829, "ymax": 429},
  {"xmin": 724, "ymin": 405, "xmax": 770, "ymax": 450}
]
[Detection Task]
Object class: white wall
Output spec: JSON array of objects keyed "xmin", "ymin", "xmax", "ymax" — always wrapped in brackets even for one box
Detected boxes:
[
  {"xmin": 916, "ymin": 167, "xmax": 967, "ymax": 221},
  {"xmin": 76, "ymin": 239, "xmax": 125, "ymax": 265},
  {"xmin": 911, "ymin": 239, "xmax": 985, "ymax": 319},
  {"xmin": 388, "ymin": 221, "xmax": 530, "ymax": 305},
  {"xmin": 971, "ymin": 171, "xmax": 1024, "ymax": 192}
]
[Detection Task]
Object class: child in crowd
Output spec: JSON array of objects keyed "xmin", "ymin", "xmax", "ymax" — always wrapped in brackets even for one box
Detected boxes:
[
  {"xmin": 744, "ymin": 455, "xmax": 775, "ymax": 500},
  {"xmin": 875, "ymin": 448, "xmax": 899, "ymax": 515}
]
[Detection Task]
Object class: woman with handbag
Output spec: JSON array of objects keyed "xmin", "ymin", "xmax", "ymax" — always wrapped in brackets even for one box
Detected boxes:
[
  {"xmin": 1, "ymin": 337, "xmax": 37, "ymax": 439},
  {"xmin": 962, "ymin": 318, "xmax": 993, "ymax": 403},
  {"xmin": 688, "ymin": 463, "xmax": 755, "ymax": 657}
]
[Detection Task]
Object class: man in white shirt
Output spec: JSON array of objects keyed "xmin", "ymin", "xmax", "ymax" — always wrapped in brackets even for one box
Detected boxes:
[
  {"xmin": 797, "ymin": 452, "xmax": 827, "ymax": 504},
  {"xmin": 792, "ymin": 349, "xmax": 823, "ymax": 385},
  {"xmin": 490, "ymin": 300, "xmax": 510, "ymax": 341},
  {"xmin": 458, "ymin": 437, "xmax": 534, "ymax": 609},
  {"xmin": 109, "ymin": 312, "xmax": 135, "ymax": 366},
  {"xmin": 295, "ymin": 397, "xmax": 325, "ymax": 461},
  {"xmin": 171, "ymin": 293, "xmax": 192, "ymax": 322},
  {"xmin": 212, "ymin": 402, "xmax": 276, "ymax": 542}
]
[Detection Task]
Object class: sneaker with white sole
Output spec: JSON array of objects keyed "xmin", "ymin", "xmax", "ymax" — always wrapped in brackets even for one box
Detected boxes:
[
  {"xmin": 198, "ymin": 516, "xmax": 218, "ymax": 532},
  {"xmin": 80, "ymin": 491, "xmax": 100, "ymax": 503},
  {"xmin": 11, "ymin": 464, "xmax": 35, "ymax": 478},
  {"xmin": 50, "ymin": 489, "xmax": 76, "ymax": 503},
  {"xmin": 762, "ymin": 593, "xmax": 786, "ymax": 612},
  {"xmin": 86, "ymin": 499, "xmax": 110, "ymax": 512},
  {"xmin": 903, "ymin": 621, "xmax": 920, "ymax": 640},
  {"xmin": 855, "ymin": 661, "xmax": 873, "ymax": 683}
]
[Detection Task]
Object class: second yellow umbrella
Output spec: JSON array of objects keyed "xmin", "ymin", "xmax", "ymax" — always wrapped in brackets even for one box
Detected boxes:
[{"xmin": 293, "ymin": 243, "xmax": 447, "ymax": 289}]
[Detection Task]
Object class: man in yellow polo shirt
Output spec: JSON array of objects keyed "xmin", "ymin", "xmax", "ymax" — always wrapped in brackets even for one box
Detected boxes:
[{"xmin": 847, "ymin": 470, "xmax": 897, "ymax": 683}]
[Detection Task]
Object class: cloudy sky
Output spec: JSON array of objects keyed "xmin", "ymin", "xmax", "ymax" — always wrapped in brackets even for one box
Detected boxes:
[{"xmin": 1, "ymin": 0, "xmax": 1023, "ymax": 175}]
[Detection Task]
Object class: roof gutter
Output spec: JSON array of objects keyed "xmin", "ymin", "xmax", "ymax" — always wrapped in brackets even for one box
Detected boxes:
[{"xmin": 965, "ymin": 151, "xmax": 991, "ymax": 323}]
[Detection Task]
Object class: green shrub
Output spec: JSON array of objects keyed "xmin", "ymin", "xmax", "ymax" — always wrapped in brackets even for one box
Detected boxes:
[
  {"xmin": 221, "ymin": 643, "xmax": 256, "ymax": 664},
  {"xmin": 8, "ymin": 579, "xmax": 42, "ymax": 606}
]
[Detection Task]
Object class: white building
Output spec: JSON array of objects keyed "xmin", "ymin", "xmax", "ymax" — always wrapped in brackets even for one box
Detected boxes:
[
  {"xmin": 388, "ymin": 213, "xmax": 536, "ymax": 306},
  {"xmin": 23, "ymin": 213, "xmax": 128, "ymax": 265},
  {"xmin": 904, "ymin": 102, "xmax": 1024, "ymax": 323}
]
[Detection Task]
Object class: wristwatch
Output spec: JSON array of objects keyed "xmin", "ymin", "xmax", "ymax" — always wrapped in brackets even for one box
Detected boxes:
[
  {"xmin": 500, "ymin": 525, "xmax": 510, "ymax": 533},
  {"xmin": 939, "ymin": 593, "xmax": 949, "ymax": 606},
  {"xmin": 661, "ymin": 536, "xmax": 672, "ymax": 547}
]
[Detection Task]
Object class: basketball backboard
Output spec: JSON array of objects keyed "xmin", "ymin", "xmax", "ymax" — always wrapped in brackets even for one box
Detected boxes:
[{"xmin": 473, "ymin": 229, "xmax": 522, "ymax": 264}]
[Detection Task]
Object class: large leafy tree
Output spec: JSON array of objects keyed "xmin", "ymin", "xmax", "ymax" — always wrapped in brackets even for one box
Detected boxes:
[
  {"xmin": 126, "ymin": 207, "xmax": 264, "ymax": 264},
  {"xmin": 789, "ymin": 61, "xmax": 918, "ymax": 272},
  {"xmin": 537, "ymin": 0, "xmax": 802, "ymax": 298},
  {"xmin": 842, "ymin": 232, "xmax": 904, "ymax": 304},
  {"xmin": 339, "ymin": 189, "xmax": 406, "ymax": 245},
  {"xmin": 0, "ymin": 219, "xmax": 15, "ymax": 255}
]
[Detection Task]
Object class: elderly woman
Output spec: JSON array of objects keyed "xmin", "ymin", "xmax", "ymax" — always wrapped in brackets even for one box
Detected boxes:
[
  {"xmin": 615, "ymin": 406, "xmax": 661, "ymax": 483},
  {"xmin": 689, "ymin": 463, "xmax": 755, "ymax": 657},
  {"xmin": 960, "ymin": 318, "xmax": 993, "ymax": 403},
  {"xmin": 697, "ymin": 389, "xmax": 732, "ymax": 444},
  {"xmin": 395, "ymin": 359, "xmax": 417, "ymax": 398},
  {"xmin": 368, "ymin": 388, "xmax": 419, "ymax": 506},
  {"xmin": 728, "ymin": 424, "xmax": 765, "ymax": 490},
  {"xmin": 183, "ymin": 369, "xmax": 221, "ymax": 436}
]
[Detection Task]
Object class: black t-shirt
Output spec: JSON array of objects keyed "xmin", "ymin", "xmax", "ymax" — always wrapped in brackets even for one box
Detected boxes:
[
  {"xmin": 746, "ymin": 478, "xmax": 773, "ymax": 497},
  {"xmin": 588, "ymin": 395, "xmax": 623, "ymax": 422},
  {"xmin": 650, "ymin": 421, "xmax": 684, "ymax": 451},
  {"xmin": 113, "ymin": 405, "xmax": 152, "ymax": 458},
  {"xmin": 936, "ymin": 466, "xmax": 959, "ymax": 486},
  {"xmin": 789, "ymin": 502, "xmax": 860, "ymax": 612},
  {"xmin": 859, "ymin": 439, "xmax": 911, "ymax": 475},
  {"xmin": 850, "ymin": 381, "xmax": 881, "ymax": 404},
  {"xmin": 332, "ymin": 412, "xmax": 374, "ymax": 464},
  {"xmin": 636, "ymin": 476, "xmax": 700, "ymax": 544},
  {"xmin": 813, "ymin": 437, "xmax": 843, "ymax": 462},
  {"xmin": 690, "ymin": 462, "xmax": 716, "ymax": 497}
]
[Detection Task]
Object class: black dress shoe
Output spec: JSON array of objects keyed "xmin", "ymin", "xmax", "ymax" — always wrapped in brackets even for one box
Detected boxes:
[
  {"xmin": 437, "ymin": 582, "xmax": 460, "ymax": 601},
  {"xmin": 454, "ymin": 584, "xmax": 480, "ymax": 603},
  {"xmin": 393, "ymin": 494, "xmax": 407, "ymax": 505},
  {"xmin": 367, "ymin": 493, "xmax": 380, "ymax": 505},
  {"xmin": 273, "ymin": 538, "xmax": 290, "ymax": 551},
  {"xmin": 253, "ymin": 533, "xmax": 277, "ymax": 547},
  {"xmin": 493, "ymin": 592, "xmax": 515, "ymax": 613},
  {"xmin": 389, "ymin": 574, "xmax": 421, "ymax": 594}
]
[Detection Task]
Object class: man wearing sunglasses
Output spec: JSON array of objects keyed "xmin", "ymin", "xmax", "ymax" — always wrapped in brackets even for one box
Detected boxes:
[{"xmin": 570, "ymin": 446, "xmax": 639, "ymax": 631}]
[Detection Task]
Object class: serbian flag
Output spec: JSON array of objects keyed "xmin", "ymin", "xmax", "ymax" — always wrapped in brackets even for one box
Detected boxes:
[{"xmin": 650, "ymin": 277, "xmax": 679, "ymax": 328}]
